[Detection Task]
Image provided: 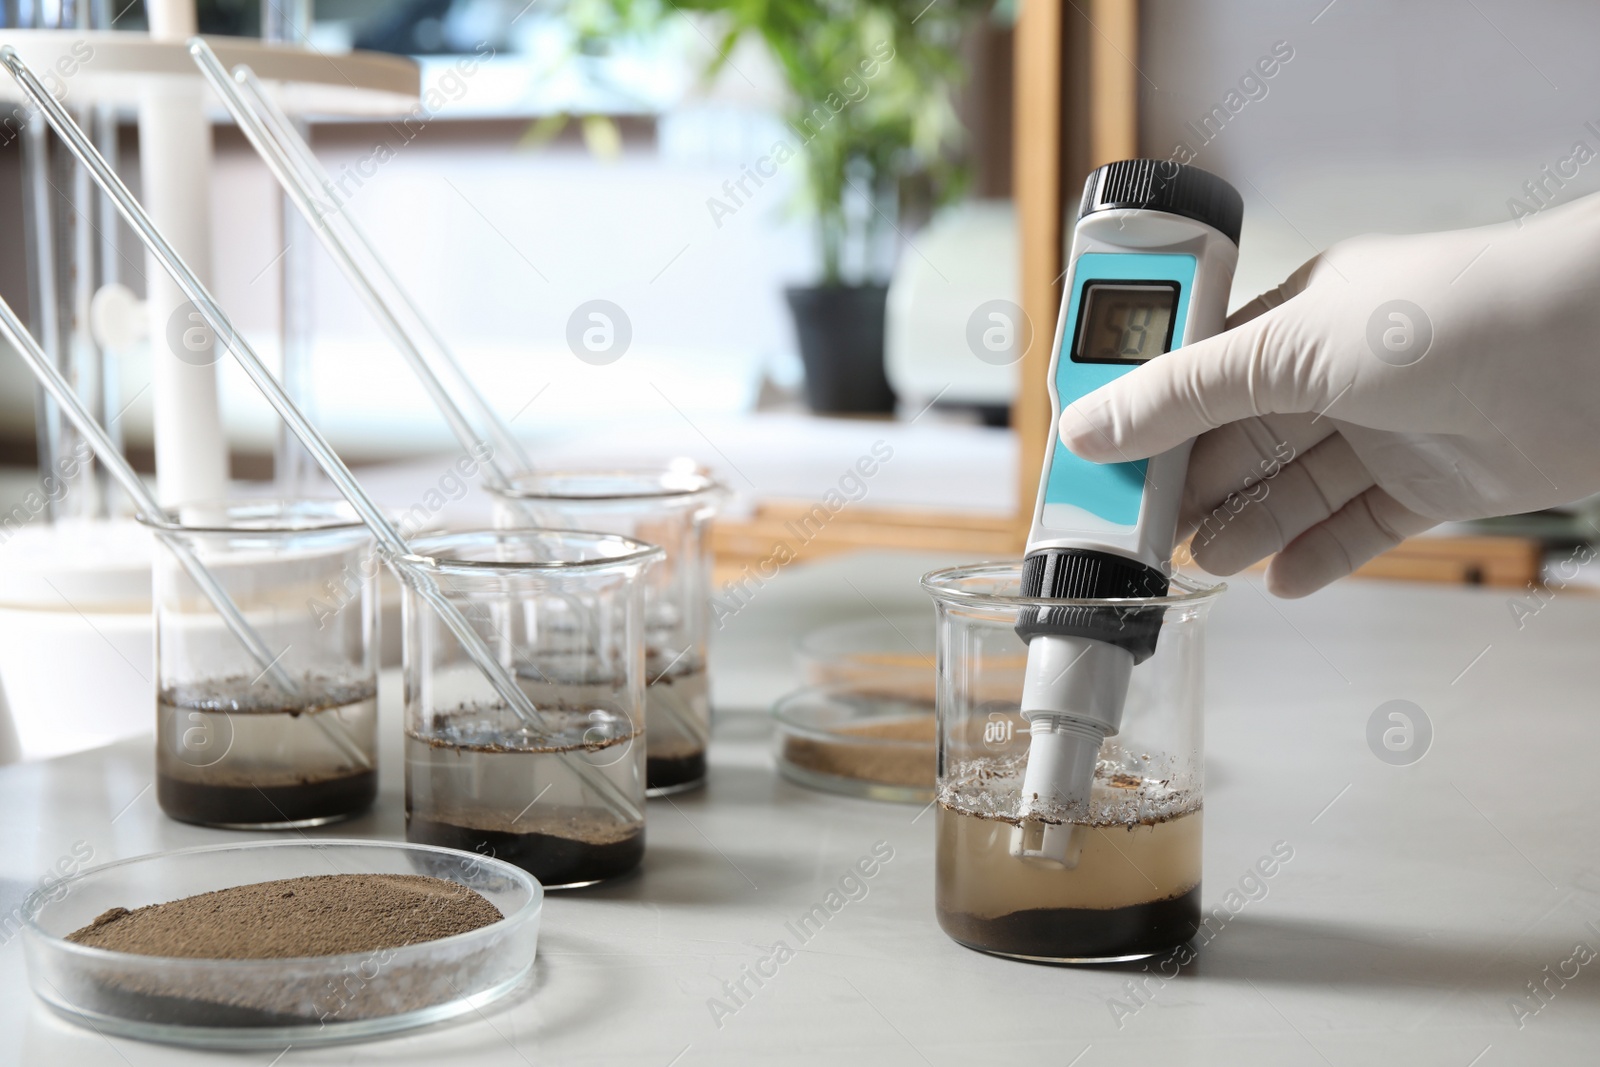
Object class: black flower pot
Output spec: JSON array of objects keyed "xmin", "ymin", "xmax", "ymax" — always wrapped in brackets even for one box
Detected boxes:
[{"xmin": 784, "ymin": 284, "xmax": 896, "ymax": 415}]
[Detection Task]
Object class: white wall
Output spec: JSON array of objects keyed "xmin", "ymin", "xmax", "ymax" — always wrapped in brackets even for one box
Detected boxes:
[
  {"xmin": 0, "ymin": 102, "xmax": 819, "ymax": 459},
  {"xmin": 189, "ymin": 112, "xmax": 816, "ymax": 458},
  {"xmin": 1139, "ymin": 0, "xmax": 1600, "ymax": 304}
]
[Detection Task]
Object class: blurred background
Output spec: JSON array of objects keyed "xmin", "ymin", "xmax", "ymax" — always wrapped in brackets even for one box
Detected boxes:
[
  {"xmin": 0, "ymin": 0, "xmax": 1595, "ymax": 762},
  {"xmin": 2, "ymin": 0, "xmax": 1597, "ymax": 526}
]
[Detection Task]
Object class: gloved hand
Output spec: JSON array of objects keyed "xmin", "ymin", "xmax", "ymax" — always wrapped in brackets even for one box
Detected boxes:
[{"xmin": 1058, "ymin": 194, "xmax": 1600, "ymax": 597}]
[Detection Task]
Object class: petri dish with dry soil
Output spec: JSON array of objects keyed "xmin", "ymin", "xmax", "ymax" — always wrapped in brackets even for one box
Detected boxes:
[
  {"xmin": 772, "ymin": 685, "xmax": 936, "ymax": 803},
  {"xmin": 20, "ymin": 840, "xmax": 541, "ymax": 1049},
  {"xmin": 794, "ymin": 613, "xmax": 937, "ymax": 703}
]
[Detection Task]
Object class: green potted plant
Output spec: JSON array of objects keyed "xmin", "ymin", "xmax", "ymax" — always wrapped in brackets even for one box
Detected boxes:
[{"xmin": 570, "ymin": 0, "xmax": 988, "ymax": 413}]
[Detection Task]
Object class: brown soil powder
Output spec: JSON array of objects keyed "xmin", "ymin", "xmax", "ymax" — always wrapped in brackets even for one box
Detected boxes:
[
  {"xmin": 66, "ymin": 874, "xmax": 502, "ymax": 959},
  {"xmin": 783, "ymin": 714, "xmax": 935, "ymax": 787}
]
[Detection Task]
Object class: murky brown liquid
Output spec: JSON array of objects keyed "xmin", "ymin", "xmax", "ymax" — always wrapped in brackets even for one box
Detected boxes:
[
  {"xmin": 936, "ymin": 803, "xmax": 1201, "ymax": 961},
  {"xmin": 405, "ymin": 705, "xmax": 645, "ymax": 888},
  {"xmin": 644, "ymin": 660, "xmax": 710, "ymax": 794},
  {"xmin": 156, "ymin": 678, "xmax": 377, "ymax": 828}
]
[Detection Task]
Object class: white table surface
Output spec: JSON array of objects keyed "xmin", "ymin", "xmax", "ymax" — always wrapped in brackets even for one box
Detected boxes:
[{"xmin": 0, "ymin": 550, "xmax": 1597, "ymax": 1065}]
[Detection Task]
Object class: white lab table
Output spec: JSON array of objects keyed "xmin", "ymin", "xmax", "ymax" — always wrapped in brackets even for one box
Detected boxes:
[{"xmin": 0, "ymin": 550, "xmax": 1596, "ymax": 1065}]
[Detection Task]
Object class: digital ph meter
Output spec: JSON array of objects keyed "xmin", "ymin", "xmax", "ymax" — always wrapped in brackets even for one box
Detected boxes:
[{"xmin": 1014, "ymin": 160, "xmax": 1242, "ymax": 866}]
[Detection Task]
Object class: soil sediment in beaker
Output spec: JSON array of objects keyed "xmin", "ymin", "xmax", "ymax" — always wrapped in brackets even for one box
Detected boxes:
[
  {"xmin": 646, "ymin": 746, "xmax": 707, "ymax": 794},
  {"xmin": 158, "ymin": 771, "xmax": 377, "ymax": 828},
  {"xmin": 938, "ymin": 884, "xmax": 1201, "ymax": 960},
  {"xmin": 405, "ymin": 705, "xmax": 645, "ymax": 887},
  {"xmin": 644, "ymin": 657, "xmax": 710, "ymax": 794},
  {"xmin": 157, "ymin": 677, "xmax": 378, "ymax": 828},
  {"xmin": 407, "ymin": 810, "xmax": 644, "ymax": 888},
  {"xmin": 936, "ymin": 800, "xmax": 1202, "ymax": 961}
]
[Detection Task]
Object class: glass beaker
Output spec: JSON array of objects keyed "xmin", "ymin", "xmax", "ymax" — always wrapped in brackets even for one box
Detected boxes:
[
  {"xmin": 488, "ymin": 469, "xmax": 721, "ymax": 795},
  {"xmin": 402, "ymin": 529, "xmax": 662, "ymax": 889},
  {"xmin": 142, "ymin": 501, "xmax": 379, "ymax": 829},
  {"xmin": 921, "ymin": 562, "xmax": 1221, "ymax": 963}
]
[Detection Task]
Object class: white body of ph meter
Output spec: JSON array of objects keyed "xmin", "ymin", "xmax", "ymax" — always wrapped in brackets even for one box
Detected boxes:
[{"xmin": 1014, "ymin": 160, "xmax": 1242, "ymax": 866}]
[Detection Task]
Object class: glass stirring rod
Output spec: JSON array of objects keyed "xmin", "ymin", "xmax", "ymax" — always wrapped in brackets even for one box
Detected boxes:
[
  {"xmin": 0, "ymin": 290, "xmax": 375, "ymax": 772},
  {"xmin": 0, "ymin": 45, "xmax": 642, "ymax": 827}
]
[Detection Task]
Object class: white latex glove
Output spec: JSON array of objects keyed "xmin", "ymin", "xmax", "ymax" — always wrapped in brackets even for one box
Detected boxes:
[{"xmin": 1058, "ymin": 194, "xmax": 1600, "ymax": 597}]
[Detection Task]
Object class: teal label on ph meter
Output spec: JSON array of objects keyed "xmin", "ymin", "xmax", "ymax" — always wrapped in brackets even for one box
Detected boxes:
[{"xmin": 1043, "ymin": 252, "xmax": 1196, "ymax": 530}]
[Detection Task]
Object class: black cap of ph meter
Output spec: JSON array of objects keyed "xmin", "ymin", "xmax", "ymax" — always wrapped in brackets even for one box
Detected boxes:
[
  {"xmin": 1016, "ymin": 547, "xmax": 1170, "ymax": 664},
  {"xmin": 1078, "ymin": 160, "xmax": 1244, "ymax": 246}
]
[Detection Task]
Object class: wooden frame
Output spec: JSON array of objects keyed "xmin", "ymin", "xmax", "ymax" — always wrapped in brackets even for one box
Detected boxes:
[
  {"xmin": 1012, "ymin": 0, "xmax": 1142, "ymax": 539},
  {"xmin": 1010, "ymin": 0, "xmax": 1069, "ymax": 544}
]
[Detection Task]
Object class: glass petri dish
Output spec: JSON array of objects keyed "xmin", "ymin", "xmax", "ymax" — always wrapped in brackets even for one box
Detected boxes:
[
  {"xmin": 794, "ymin": 614, "xmax": 937, "ymax": 703},
  {"xmin": 772, "ymin": 685, "xmax": 936, "ymax": 804},
  {"xmin": 21, "ymin": 840, "xmax": 542, "ymax": 1049}
]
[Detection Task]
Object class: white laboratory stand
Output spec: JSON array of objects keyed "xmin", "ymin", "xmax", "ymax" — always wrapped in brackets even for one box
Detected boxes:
[
  {"xmin": 143, "ymin": 0, "xmax": 225, "ymax": 507},
  {"xmin": 0, "ymin": 550, "xmax": 1595, "ymax": 1064}
]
